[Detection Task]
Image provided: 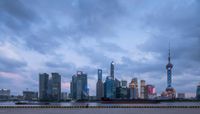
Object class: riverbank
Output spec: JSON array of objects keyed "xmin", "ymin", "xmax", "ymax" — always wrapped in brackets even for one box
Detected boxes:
[
  {"xmin": 0, "ymin": 105, "xmax": 200, "ymax": 108},
  {"xmin": 0, "ymin": 108, "xmax": 200, "ymax": 114}
]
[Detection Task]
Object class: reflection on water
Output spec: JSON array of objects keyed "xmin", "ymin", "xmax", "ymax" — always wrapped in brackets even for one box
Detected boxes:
[{"xmin": 0, "ymin": 102, "xmax": 200, "ymax": 106}]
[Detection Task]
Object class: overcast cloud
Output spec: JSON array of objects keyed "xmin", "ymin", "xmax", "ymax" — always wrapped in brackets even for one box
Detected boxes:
[{"xmin": 0, "ymin": 0, "xmax": 200, "ymax": 95}]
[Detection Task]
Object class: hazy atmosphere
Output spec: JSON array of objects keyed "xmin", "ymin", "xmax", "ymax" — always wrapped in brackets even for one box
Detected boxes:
[{"xmin": 0, "ymin": 0, "xmax": 200, "ymax": 95}]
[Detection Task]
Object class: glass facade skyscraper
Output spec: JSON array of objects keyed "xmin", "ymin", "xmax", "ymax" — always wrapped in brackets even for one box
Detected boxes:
[
  {"xmin": 196, "ymin": 83, "xmax": 200, "ymax": 100},
  {"xmin": 39, "ymin": 73, "xmax": 49, "ymax": 101},
  {"xmin": 104, "ymin": 76, "xmax": 115, "ymax": 99},
  {"xmin": 51, "ymin": 73, "xmax": 61, "ymax": 101},
  {"xmin": 70, "ymin": 71, "xmax": 88, "ymax": 100}
]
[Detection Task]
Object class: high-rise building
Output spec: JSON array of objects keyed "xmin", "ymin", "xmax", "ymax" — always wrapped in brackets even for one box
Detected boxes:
[
  {"xmin": 39, "ymin": 73, "xmax": 49, "ymax": 101},
  {"xmin": 96, "ymin": 69, "xmax": 104, "ymax": 100},
  {"xmin": 50, "ymin": 73, "xmax": 61, "ymax": 101},
  {"xmin": 115, "ymin": 78, "xmax": 121, "ymax": 88},
  {"xmin": 144, "ymin": 85, "xmax": 156, "ymax": 99},
  {"xmin": 116, "ymin": 80, "xmax": 129, "ymax": 99},
  {"xmin": 104, "ymin": 76, "xmax": 115, "ymax": 99},
  {"xmin": 70, "ymin": 71, "xmax": 88, "ymax": 100},
  {"xmin": 129, "ymin": 78, "xmax": 139, "ymax": 99},
  {"xmin": 116, "ymin": 87, "xmax": 129, "ymax": 99},
  {"xmin": 121, "ymin": 80, "xmax": 127, "ymax": 88},
  {"xmin": 39, "ymin": 73, "xmax": 61, "ymax": 101},
  {"xmin": 110, "ymin": 61, "xmax": 115, "ymax": 79},
  {"xmin": 140, "ymin": 80, "xmax": 146, "ymax": 99},
  {"xmin": 0, "ymin": 89, "xmax": 10, "ymax": 100},
  {"xmin": 162, "ymin": 47, "xmax": 176, "ymax": 99},
  {"xmin": 196, "ymin": 83, "xmax": 200, "ymax": 100}
]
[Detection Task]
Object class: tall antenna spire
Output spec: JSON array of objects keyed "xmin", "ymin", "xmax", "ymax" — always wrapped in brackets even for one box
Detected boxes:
[{"xmin": 168, "ymin": 41, "xmax": 171, "ymax": 63}]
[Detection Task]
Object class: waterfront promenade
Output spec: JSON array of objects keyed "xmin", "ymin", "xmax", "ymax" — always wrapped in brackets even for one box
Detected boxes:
[{"xmin": 0, "ymin": 107, "xmax": 200, "ymax": 114}]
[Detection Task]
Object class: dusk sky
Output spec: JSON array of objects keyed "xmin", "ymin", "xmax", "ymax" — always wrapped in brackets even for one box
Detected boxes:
[{"xmin": 0, "ymin": 0, "xmax": 200, "ymax": 96}]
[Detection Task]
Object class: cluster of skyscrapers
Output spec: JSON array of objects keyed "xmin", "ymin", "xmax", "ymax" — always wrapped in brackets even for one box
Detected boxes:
[
  {"xmin": 36, "ymin": 48, "xmax": 200, "ymax": 101},
  {"xmin": 95, "ymin": 62, "xmax": 157, "ymax": 100},
  {"xmin": 39, "ymin": 73, "xmax": 61, "ymax": 101},
  {"xmin": 2, "ymin": 48, "xmax": 198, "ymax": 101}
]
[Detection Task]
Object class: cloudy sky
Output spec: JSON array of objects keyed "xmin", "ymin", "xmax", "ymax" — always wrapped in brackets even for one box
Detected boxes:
[{"xmin": 0, "ymin": 0, "xmax": 200, "ymax": 96}]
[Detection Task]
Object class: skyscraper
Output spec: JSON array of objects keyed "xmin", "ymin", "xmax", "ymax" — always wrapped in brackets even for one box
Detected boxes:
[
  {"xmin": 140, "ymin": 80, "xmax": 146, "ymax": 99},
  {"xmin": 115, "ymin": 78, "xmax": 121, "ymax": 88},
  {"xmin": 39, "ymin": 73, "xmax": 61, "ymax": 101},
  {"xmin": 51, "ymin": 73, "xmax": 61, "ymax": 101},
  {"xmin": 0, "ymin": 89, "xmax": 10, "ymax": 100},
  {"xmin": 116, "ymin": 80, "xmax": 129, "ymax": 99},
  {"xmin": 96, "ymin": 69, "xmax": 104, "ymax": 100},
  {"xmin": 144, "ymin": 85, "xmax": 156, "ymax": 99},
  {"xmin": 129, "ymin": 78, "xmax": 139, "ymax": 99},
  {"xmin": 70, "ymin": 71, "xmax": 88, "ymax": 100},
  {"xmin": 110, "ymin": 61, "xmax": 115, "ymax": 79},
  {"xmin": 39, "ymin": 73, "xmax": 49, "ymax": 101},
  {"xmin": 196, "ymin": 83, "xmax": 200, "ymax": 100},
  {"xmin": 121, "ymin": 80, "xmax": 127, "ymax": 88},
  {"xmin": 104, "ymin": 76, "xmax": 115, "ymax": 99}
]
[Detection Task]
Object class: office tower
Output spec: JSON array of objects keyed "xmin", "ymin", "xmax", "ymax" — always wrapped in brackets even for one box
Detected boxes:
[
  {"xmin": 50, "ymin": 73, "xmax": 61, "ymax": 101},
  {"xmin": 104, "ymin": 76, "xmax": 115, "ymax": 99},
  {"xmin": 116, "ymin": 80, "xmax": 129, "ymax": 99},
  {"xmin": 70, "ymin": 71, "xmax": 88, "ymax": 100},
  {"xmin": 23, "ymin": 91, "xmax": 38, "ymax": 101},
  {"xmin": 144, "ymin": 85, "xmax": 156, "ymax": 99},
  {"xmin": 162, "ymin": 47, "xmax": 176, "ymax": 99},
  {"xmin": 140, "ymin": 80, "xmax": 146, "ymax": 99},
  {"xmin": 129, "ymin": 78, "xmax": 139, "ymax": 99},
  {"xmin": 0, "ymin": 89, "xmax": 10, "ymax": 100},
  {"xmin": 115, "ymin": 78, "xmax": 121, "ymax": 88},
  {"xmin": 121, "ymin": 80, "xmax": 127, "ymax": 88},
  {"xmin": 39, "ymin": 73, "xmax": 49, "ymax": 101},
  {"xmin": 110, "ymin": 61, "xmax": 115, "ymax": 79},
  {"xmin": 196, "ymin": 83, "xmax": 200, "ymax": 100},
  {"xmin": 96, "ymin": 69, "xmax": 104, "ymax": 100}
]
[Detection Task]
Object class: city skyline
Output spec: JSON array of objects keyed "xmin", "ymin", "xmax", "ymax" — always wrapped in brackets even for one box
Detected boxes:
[{"xmin": 0, "ymin": 0, "xmax": 200, "ymax": 96}]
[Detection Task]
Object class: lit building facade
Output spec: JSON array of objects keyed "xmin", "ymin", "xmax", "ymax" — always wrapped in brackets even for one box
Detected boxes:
[
  {"xmin": 140, "ymin": 80, "xmax": 146, "ymax": 99},
  {"xmin": 129, "ymin": 78, "xmax": 139, "ymax": 99},
  {"xmin": 144, "ymin": 85, "xmax": 156, "ymax": 99}
]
